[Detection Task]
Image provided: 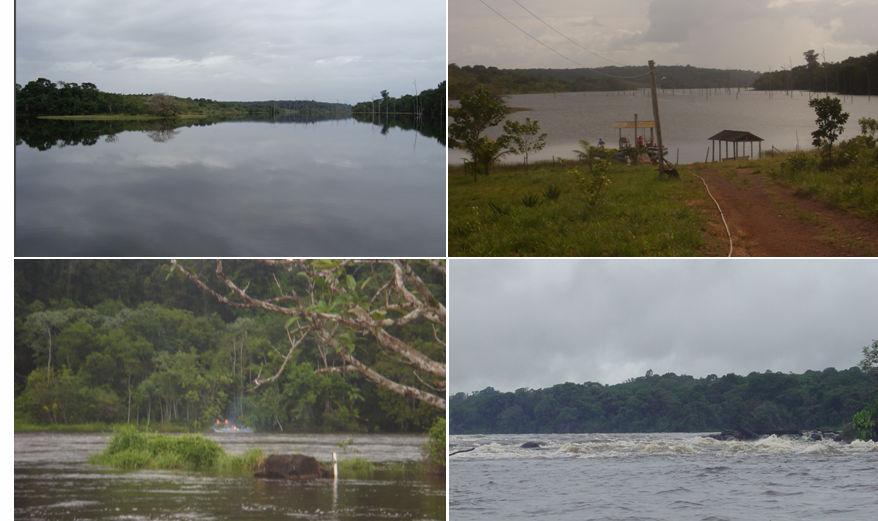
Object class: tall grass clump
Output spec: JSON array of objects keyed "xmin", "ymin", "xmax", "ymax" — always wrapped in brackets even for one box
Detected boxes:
[{"xmin": 90, "ymin": 425, "xmax": 262, "ymax": 474}]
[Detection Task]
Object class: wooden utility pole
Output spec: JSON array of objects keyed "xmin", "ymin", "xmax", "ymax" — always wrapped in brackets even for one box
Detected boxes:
[{"xmin": 648, "ymin": 60, "xmax": 667, "ymax": 175}]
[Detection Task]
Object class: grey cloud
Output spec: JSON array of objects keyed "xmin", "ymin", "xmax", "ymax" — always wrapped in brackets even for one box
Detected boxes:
[
  {"xmin": 450, "ymin": 0, "xmax": 878, "ymax": 71},
  {"xmin": 449, "ymin": 260, "xmax": 878, "ymax": 394},
  {"xmin": 16, "ymin": 0, "xmax": 445, "ymax": 102}
]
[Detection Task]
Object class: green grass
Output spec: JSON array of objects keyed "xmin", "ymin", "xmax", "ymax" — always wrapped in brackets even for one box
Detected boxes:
[
  {"xmin": 760, "ymin": 149, "xmax": 878, "ymax": 219},
  {"xmin": 89, "ymin": 426, "xmax": 263, "ymax": 475},
  {"xmin": 15, "ymin": 420, "xmax": 196, "ymax": 433},
  {"xmin": 15, "ymin": 421, "xmax": 113, "ymax": 433},
  {"xmin": 338, "ymin": 457, "xmax": 426, "ymax": 479},
  {"xmin": 449, "ymin": 160, "xmax": 716, "ymax": 256},
  {"xmin": 37, "ymin": 114, "xmax": 210, "ymax": 121}
]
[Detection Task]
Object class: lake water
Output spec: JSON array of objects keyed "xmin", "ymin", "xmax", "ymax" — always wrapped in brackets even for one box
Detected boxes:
[
  {"xmin": 15, "ymin": 117, "xmax": 445, "ymax": 257},
  {"xmin": 449, "ymin": 90, "xmax": 878, "ymax": 165},
  {"xmin": 15, "ymin": 432, "xmax": 444, "ymax": 521},
  {"xmin": 450, "ymin": 433, "xmax": 878, "ymax": 520}
]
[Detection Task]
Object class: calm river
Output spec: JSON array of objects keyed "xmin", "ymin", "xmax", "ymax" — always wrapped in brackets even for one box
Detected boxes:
[
  {"xmin": 449, "ymin": 90, "xmax": 878, "ymax": 165},
  {"xmin": 15, "ymin": 117, "xmax": 445, "ymax": 257},
  {"xmin": 15, "ymin": 432, "xmax": 444, "ymax": 521},
  {"xmin": 450, "ymin": 432, "xmax": 878, "ymax": 521}
]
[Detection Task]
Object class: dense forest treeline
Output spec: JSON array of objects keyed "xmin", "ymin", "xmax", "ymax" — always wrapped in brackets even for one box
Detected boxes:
[
  {"xmin": 449, "ymin": 64, "xmax": 760, "ymax": 98},
  {"xmin": 450, "ymin": 367, "xmax": 876, "ymax": 434},
  {"xmin": 15, "ymin": 260, "xmax": 444, "ymax": 433},
  {"xmin": 14, "ymin": 78, "xmax": 351, "ymax": 118},
  {"xmin": 753, "ymin": 51, "xmax": 878, "ymax": 96},
  {"xmin": 352, "ymin": 81, "xmax": 446, "ymax": 124}
]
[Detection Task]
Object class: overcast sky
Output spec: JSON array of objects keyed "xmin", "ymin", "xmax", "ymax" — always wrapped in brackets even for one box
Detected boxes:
[
  {"xmin": 450, "ymin": 260, "xmax": 878, "ymax": 393},
  {"xmin": 16, "ymin": 0, "xmax": 445, "ymax": 102},
  {"xmin": 451, "ymin": 0, "xmax": 878, "ymax": 71}
]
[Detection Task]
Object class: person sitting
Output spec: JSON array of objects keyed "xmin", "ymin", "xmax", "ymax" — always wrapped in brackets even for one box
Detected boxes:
[
  {"xmin": 597, "ymin": 137, "xmax": 605, "ymax": 148},
  {"xmin": 636, "ymin": 135, "xmax": 645, "ymax": 148}
]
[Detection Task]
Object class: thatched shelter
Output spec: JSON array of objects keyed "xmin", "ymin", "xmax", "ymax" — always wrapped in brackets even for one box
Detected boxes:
[{"xmin": 708, "ymin": 130, "xmax": 764, "ymax": 161}]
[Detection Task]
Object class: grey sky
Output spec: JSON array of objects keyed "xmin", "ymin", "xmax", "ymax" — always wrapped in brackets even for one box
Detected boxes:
[
  {"xmin": 16, "ymin": 0, "xmax": 445, "ymax": 102},
  {"xmin": 450, "ymin": 260, "xmax": 878, "ymax": 394},
  {"xmin": 450, "ymin": 0, "xmax": 878, "ymax": 71}
]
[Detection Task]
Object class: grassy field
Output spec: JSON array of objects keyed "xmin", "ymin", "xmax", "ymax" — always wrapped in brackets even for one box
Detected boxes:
[
  {"xmin": 37, "ymin": 113, "xmax": 211, "ymax": 121},
  {"xmin": 756, "ymin": 150, "xmax": 878, "ymax": 218},
  {"xmin": 449, "ymin": 160, "xmax": 723, "ymax": 256}
]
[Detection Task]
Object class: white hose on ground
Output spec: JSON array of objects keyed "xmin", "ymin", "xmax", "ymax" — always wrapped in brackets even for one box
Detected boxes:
[{"xmin": 690, "ymin": 171, "xmax": 733, "ymax": 257}]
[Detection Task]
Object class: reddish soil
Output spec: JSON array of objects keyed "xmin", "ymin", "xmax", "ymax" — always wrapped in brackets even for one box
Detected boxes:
[{"xmin": 688, "ymin": 165, "xmax": 878, "ymax": 256}]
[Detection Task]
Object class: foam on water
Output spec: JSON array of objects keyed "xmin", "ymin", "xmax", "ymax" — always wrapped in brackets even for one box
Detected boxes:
[{"xmin": 451, "ymin": 433, "xmax": 877, "ymax": 460}]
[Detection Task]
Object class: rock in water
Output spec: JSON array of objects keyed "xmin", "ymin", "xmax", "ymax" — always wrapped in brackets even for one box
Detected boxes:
[
  {"xmin": 254, "ymin": 454, "xmax": 330, "ymax": 480},
  {"xmin": 520, "ymin": 441, "xmax": 542, "ymax": 449}
]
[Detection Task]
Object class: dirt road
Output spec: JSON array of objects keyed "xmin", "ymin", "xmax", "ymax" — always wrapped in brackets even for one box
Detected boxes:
[{"xmin": 687, "ymin": 164, "xmax": 878, "ymax": 256}]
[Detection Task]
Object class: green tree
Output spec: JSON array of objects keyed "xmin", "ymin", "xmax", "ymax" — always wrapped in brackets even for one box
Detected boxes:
[
  {"xmin": 809, "ymin": 96, "xmax": 849, "ymax": 164},
  {"xmin": 449, "ymin": 87, "xmax": 510, "ymax": 178},
  {"xmin": 502, "ymin": 117, "xmax": 547, "ymax": 167}
]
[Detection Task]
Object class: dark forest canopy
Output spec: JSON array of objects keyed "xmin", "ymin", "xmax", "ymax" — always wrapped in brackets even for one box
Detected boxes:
[
  {"xmin": 753, "ymin": 50, "xmax": 878, "ymax": 96},
  {"xmin": 14, "ymin": 78, "xmax": 352, "ymax": 118},
  {"xmin": 450, "ymin": 368, "xmax": 876, "ymax": 435},
  {"xmin": 449, "ymin": 63, "xmax": 760, "ymax": 98},
  {"xmin": 352, "ymin": 81, "xmax": 446, "ymax": 124},
  {"xmin": 15, "ymin": 260, "xmax": 444, "ymax": 433}
]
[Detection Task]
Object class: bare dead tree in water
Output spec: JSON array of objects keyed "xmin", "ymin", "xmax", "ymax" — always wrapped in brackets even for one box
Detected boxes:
[{"xmin": 170, "ymin": 259, "xmax": 446, "ymax": 410}]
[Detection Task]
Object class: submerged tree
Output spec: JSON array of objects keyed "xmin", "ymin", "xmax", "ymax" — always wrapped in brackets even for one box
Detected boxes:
[
  {"xmin": 503, "ymin": 117, "xmax": 547, "ymax": 167},
  {"xmin": 171, "ymin": 260, "xmax": 446, "ymax": 410},
  {"xmin": 449, "ymin": 87, "xmax": 510, "ymax": 178}
]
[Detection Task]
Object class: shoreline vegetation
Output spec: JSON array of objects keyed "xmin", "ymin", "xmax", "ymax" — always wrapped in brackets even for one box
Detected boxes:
[
  {"xmin": 85, "ymin": 424, "xmax": 445, "ymax": 478},
  {"xmin": 36, "ymin": 114, "xmax": 211, "ymax": 121},
  {"xmin": 450, "ymin": 357, "xmax": 877, "ymax": 440},
  {"xmin": 449, "ymin": 51, "xmax": 876, "ymax": 98},
  {"xmin": 15, "ymin": 261, "xmax": 444, "ymax": 436}
]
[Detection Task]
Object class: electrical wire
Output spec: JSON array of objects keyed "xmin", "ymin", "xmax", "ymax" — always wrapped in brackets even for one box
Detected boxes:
[
  {"xmin": 511, "ymin": 0, "xmax": 625, "ymax": 67},
  {"xmin": 477, "ymin": 0, "xmax": 651, "ymax": 81}
]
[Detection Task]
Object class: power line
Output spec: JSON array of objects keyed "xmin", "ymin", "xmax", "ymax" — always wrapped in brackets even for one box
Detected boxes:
[
  {"xmin": 511, "ymin": 0, "xmax": 625, "ymax": 68},
  {"xmin": 477, "ymin": 0, "xmax": 650, "ymax": 81}
]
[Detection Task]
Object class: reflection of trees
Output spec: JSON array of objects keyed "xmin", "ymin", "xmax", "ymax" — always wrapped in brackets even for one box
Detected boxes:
[
  {"xmin": 352, "ymin": 113, "xmax": 444, "ymax": 144},
  {"xmin": 15, "ymin": 118, "xmax": 212, "ymax": 150},
  {"xmin": 146, "ymin": 127, "xmax": 180, "ymax": 143}
]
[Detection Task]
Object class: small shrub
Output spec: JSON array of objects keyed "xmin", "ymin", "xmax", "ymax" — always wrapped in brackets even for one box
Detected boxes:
[
  {"xmin": 570, "ymin": 160, "xmax": 611, "ymax": 214},
  {"xmin": 424, "ymin": 418, "xmax": 445, "ymax": 474},
  {"xmin": 520, "ymin": 193, "xmax": 541, "ymax": 207},
  {"xmin": 780, "ymin": 152, "xmax": 815, "ymax": 174},
  {"xmin": 853, "ymin": 406, "xmax": 875, "ymax": 441},
  {"xmin": 544, "ymin": 184, "xmax": 561, "ymax": 200}
]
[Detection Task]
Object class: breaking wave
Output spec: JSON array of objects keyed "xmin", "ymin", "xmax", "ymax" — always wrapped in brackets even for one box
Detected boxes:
[{"xmin": 450, "ymin": 433, "xmax": 878, "ymax": 460}]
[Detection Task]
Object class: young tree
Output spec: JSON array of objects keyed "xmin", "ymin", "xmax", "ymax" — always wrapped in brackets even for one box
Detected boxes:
[
  {"xmin": 449, "ymin": 87, "xmax": 509, "ymax": 178},
  {"xmin": 808, "ymin": 96, "xmax": 849, "ymax": 164},
  {"xmin": 861, "ymin": 340, "xmax": 878, "ymax": 376},
  {"xmin": 502, "ymin": 118, "xmax": 547, "ymax": 167}
]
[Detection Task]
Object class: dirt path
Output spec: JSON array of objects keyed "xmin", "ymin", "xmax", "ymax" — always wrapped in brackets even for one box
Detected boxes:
[{"xmin": 687, "ymin": 164, "xmax": 878, "ymax": 256}]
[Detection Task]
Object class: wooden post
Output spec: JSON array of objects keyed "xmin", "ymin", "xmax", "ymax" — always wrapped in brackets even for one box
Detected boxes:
[
  {"xmin": 648, "ymin": 60, "xmax": 666, "ymax": 174},
  {"xmin": 712, "ymin": 140, "xmax": 715, "ymax": 162},
  {"xmin": 634, "ymin": 113, "xmax": 638, "ymax": 147},
  {"xmin": 758, "ymin": 141, "xmax": 762, "ymax": 158}
]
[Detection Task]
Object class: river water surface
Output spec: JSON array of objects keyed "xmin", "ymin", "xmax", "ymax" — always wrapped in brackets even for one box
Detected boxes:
[
  {"xmin": 15, "ymin": 432, "xmax": 444, "ymax": 521},
  {"xmin": 16, "ymin": 118, "xmax": 445, "ymax": 257},
  {"xmin": 450, "ymin": 432, "xmax": 878, "ymax": 520},
  {"xmin": 449, "ymin": 90, "xmax": 878, "ymax": 165}
]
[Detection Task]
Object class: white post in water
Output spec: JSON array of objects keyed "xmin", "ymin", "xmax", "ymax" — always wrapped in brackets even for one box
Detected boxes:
[
  {"xmin": 331, "ymin": 451, "xmax": 338, "ymax": 512},
  {"xmin": 332, "ymin": 451, "xmax": 338, "ymax": 480}
]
